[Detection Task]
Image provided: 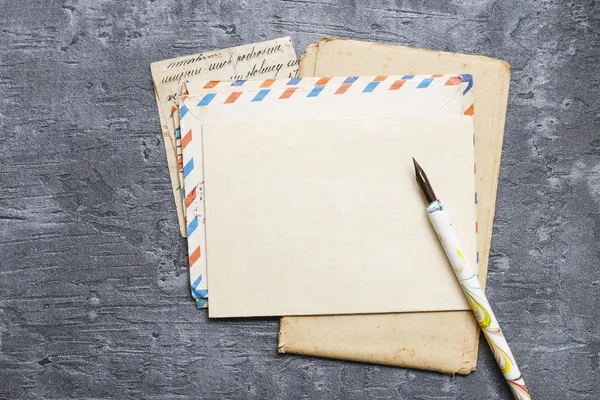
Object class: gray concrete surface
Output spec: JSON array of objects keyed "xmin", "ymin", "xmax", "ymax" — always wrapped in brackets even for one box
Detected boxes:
[{"xmin": 1, "ymin": 1, "xmax": 599, "ymax": 399}]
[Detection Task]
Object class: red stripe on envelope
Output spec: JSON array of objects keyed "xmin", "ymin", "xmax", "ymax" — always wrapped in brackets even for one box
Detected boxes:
[
  {"xmin": 189, "ymin": 246, "xmax": 201, "ymax": 267},
  {"xmin": 181, "ymin": 129, "xmax": 192, "ymax": 150},
  {"xmin": 464, "ymin": 104, "xmax": 474, "ymax": 116},
  {"xmin": 203, "ymin": 80, "xmax": 220, "ymax": 89},
  {"xmin": 335, "ymin": 83, "xmax": 352, "ymax": 94},
  {"xmin": 315, "ymin": 77, "xmax": 331, "ymax": 85},
  {"xmin": 224, "ymin": 91, "xmax": 242, "ymax": 104},
  {"xmin": 374, "ymin": 76, "xmax": 387, "ymax": 82},
  {"xmin": 279, "ymin": 87, "xmax": 297, "ymax": 99},
  {"xmin": 445, "ymin": 76, "xmax": 462, "ymax": 86},
  {"xmin": 185, "ymin": 187, "xmax": 197, "ymax": 208},
  {"xmin": 389, "ymin": 80, "xmax": 407, "ymax": 90},
  {"xmin": 260, "ymin": 79, "xmax": 276, "ymax": 88}
]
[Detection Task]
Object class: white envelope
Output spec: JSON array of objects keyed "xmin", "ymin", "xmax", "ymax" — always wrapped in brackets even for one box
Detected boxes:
[{"xmin": 178, "ymin": 75, "xmax": 475, "ymax": 309}]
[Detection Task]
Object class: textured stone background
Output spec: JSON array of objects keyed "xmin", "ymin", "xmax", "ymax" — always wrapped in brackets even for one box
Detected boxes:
[{"xmin": 1, "ymin": 1, "xmax": 599, "ymax": 399}]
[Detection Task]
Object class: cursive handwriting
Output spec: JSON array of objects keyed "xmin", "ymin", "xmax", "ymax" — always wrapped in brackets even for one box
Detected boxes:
[
  {"xmin": 246, "ymin": 59, "xmax": 284, "ymax": 78},
  {"xmin": 166, "ymin": 53, "xmax": 219, "ymax": 69},
  {"xmin": 236, "ymin": 44, "xmax": 283, "ymax": 63}
]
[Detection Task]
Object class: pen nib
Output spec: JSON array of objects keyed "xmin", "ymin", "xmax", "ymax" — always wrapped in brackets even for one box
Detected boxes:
[
  {"xmin": 412, "ymin": 157, "xmax": 420, "ymax": 174},
  {"xmin": 412, "ymin": 158, "xmax": 437, "ymax": 204}
]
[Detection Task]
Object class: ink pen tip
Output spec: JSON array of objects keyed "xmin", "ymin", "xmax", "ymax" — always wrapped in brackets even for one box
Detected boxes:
[
  {"xmin": 412, "ymin": 158, "xmax": 437, "ymax": 204},
  {"xmin": 412, "ymin": 157, "xmax": 423, "ymax": 177}
]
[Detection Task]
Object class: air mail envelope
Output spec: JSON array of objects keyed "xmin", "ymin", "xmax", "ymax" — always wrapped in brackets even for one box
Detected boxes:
[{"xmin": 178, "ymin": 75, "xmax": 476, "ymax": 309}]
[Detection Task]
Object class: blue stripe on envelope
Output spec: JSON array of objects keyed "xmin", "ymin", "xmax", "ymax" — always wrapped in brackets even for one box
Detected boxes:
[
  {"xmin": 459, "ymin": 74, "xmax": 473, "ymax": 95},
  {"xmin": 183, "ymin": 159, "xmax": 194, "ymax": 178},
  {"xmin": 179, "ymin": 104, "xmax": 189, "ymax": 120},
  {"xmin": 252, "ymin": 89, "xmax": 271, "ymax": 102},
  {"xmin": 196, "ymin": 298, "xmax": 208, "ymax": 308},
  {"xmin": 191, "ymin": 275, "xmax": 208, "ymax": 299},
  {"xmin": 363, "ymin": 82, "xmax": 380, "ymax": 93},
  {"xmin": 417, "ymin": 78, "xmax": 434, "ymax": 88},
  {"xmin": 307, "ymin": 86, "xmax": 325, "ymax": 97},
  {"xmin": 198, "ymin": 93, "xmax": 216, "ymax": 106},
  {"xmin": 187, "ymin": 216, "xmax": 199, "ymax": 236}
]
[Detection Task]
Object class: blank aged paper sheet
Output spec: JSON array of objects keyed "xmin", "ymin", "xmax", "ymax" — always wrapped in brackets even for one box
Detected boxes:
[{"xmin": 202, "ymin": 117, "xmax": 476, "ymax": 318}]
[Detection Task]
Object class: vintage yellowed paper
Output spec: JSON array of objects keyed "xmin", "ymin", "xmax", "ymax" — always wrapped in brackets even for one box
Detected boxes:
[
  {"xmin": 298, "ymin": 43, "xmax": 318, "ymax": 77},
  {"xmin": 279, "ymin": 38, "xmax": 510, "ymax": 373},
  {"xmin": 203, "ymin": 117, "xmax": 475, "ymax": 318},
  {"xmin": 150, "ymin": 38, "xmax": 298, "ymax": 236}
]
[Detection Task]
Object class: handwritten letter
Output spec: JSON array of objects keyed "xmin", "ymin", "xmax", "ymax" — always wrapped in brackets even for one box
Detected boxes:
[{"xmin": 150, "ymin": 37, "xmax": 298, "ymax": 237}]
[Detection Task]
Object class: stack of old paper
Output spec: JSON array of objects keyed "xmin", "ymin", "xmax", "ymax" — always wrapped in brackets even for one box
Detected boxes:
[
  {"xmin": 150, "ymin": 37, "xmax": 300, "ymax": 238},
  {"xmin": 150, "ymin": 37, "xmax": 510, "ymax": 375}
]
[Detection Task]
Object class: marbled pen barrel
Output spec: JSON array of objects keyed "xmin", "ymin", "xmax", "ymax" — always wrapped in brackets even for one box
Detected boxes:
[{"xmin": 427, "ymin": 200, "xmax": 531, "ymax": 400}]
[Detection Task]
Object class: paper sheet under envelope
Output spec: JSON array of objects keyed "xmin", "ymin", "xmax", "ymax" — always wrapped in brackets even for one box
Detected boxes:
[{"xmin": 178, "ymin": 75, "xmax": 475, "ymax": 308}]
